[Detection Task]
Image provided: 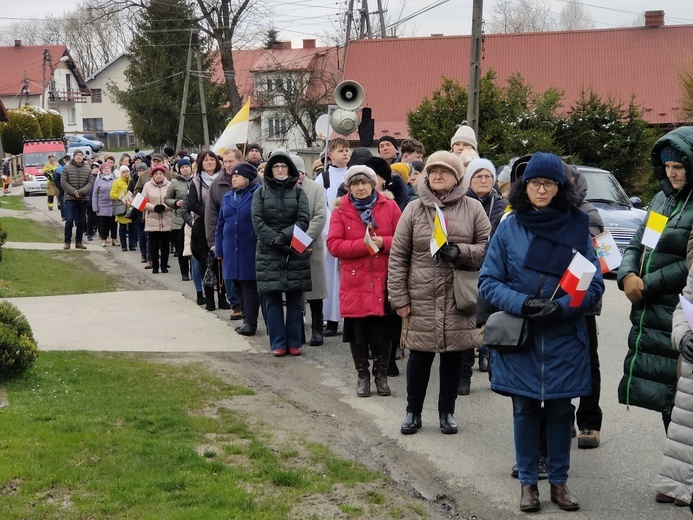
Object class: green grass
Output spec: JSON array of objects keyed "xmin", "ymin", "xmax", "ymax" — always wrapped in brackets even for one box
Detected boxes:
[
  {"xmin": 1, "ymin": 217, "xmax": 62, "ymax": 243},
  {"xmin": 0, "ymin": 250, "xmax": 117, "ymax": 297},
  {"xmin": 0, "ymin": 196, "xmax": 27, "ymax": 211},
  {"xmin": 0, "ymin": 352, "xmax": 382, "ymax": 519}
]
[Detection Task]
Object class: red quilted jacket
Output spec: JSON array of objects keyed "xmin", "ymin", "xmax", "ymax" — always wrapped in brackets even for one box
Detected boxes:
[{"xmin": 327, "ymin": 192, "xmax": 401, "ymax": 318}]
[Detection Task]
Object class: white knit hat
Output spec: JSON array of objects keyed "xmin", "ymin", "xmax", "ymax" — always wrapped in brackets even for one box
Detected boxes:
[
  {"xmin": 466, "ymin": 158, "xmax": 496, "ymax": 183},
  {"xmin": 344, "ymin": 165, "xmax": 377, "ymax": 187},
  {"xmin": 450, "ymin": 125, "xmax": 478, "ymax": 151}
]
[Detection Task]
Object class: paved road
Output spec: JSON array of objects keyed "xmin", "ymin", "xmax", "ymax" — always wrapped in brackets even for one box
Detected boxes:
[{"xmin": 5, "ymin": 191, "xmax": 691, "ymax": 519}]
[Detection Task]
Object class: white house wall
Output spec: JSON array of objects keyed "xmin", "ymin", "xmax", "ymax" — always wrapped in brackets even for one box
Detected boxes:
[{"xmin": 82, "ymin": 55, "xmax": 131, "ymax": 133}]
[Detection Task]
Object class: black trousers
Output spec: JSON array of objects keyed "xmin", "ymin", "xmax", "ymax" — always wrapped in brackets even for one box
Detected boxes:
[
  {"xmin": 406, "ymin": 350, "xmax": 463, "ymax": 415},
  {"xmin": 234, "ymin": 280, "xmax": 261, "ymax": 326},
  {"xmin": 171, "ymin": 228, "xmax": 190, "ymax": 277},
  {"xmin": 97, "ymin": 215, "xmax": 117, "ymax": 240},
  {"xmin": 148, "ymin": 231, "xmax": 171, "ymax": 270},
  {"xmin": 576, "ymin": 316, "xmax": 602, "ymax": 431}
]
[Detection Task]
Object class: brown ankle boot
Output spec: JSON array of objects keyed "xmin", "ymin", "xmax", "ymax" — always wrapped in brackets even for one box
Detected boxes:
[
  {"xmin": 350, "ymin": 343, "xmax": 371, "ymax": 397},
  {"xmin": 520, "ymin": 484, "xmax": 540, "ymax": 512},
  {"xmin": 550, "ymin": 484, "xmax": 579, "ymax": 511},
  {"xmin": 357, "ymin": 374, "xmax": 371, "ymax": 397},
  {"xmin": 372, "ymin": 341, "xmax": 392, "ymax": 396}
]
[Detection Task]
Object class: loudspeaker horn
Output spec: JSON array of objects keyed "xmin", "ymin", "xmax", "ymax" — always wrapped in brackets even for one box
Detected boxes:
[{"xmin": 334, "ymin": 80, "xmax": 364, "ymax": 110}]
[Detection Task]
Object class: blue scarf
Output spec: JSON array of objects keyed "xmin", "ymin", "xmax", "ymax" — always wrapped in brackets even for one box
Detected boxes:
[
  {"xmin": 350, "ymin": 191, "xmax": 378, "ymax": 229},
  {"xmin": 514, "ymin": 205, "xmax": 589, "ymax": 277}
]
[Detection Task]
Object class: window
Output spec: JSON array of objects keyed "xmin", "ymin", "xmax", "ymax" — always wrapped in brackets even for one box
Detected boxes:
[
  {"xmin": 267, "ymin": 118, "xmax": 287, "ymax": 139},
  {"xmin": 83, "ymin": 118, "xmax": 103, "ymax": 132},
  {"xmin": 66, "ymin": 74, "xmax": 72, "ymax": 91},
  {"xmin": 67, "ymin": 107, "xmax": 76, "ymax": 126},
  {"xmin": 91, "ymin": 88, "xmax": 102, "ymax": 103}
]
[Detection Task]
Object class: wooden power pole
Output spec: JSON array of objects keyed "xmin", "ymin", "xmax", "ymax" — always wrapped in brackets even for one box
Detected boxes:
[
  {"xmin": 176, "ymin": 31, "xmax": 195, "ymax": 153},
  {"xmin": 467, "ymin": 0, "xmax": 483, "ymax": 136},
  {"xmin": 195, "ymin": 37, "xmax": 210, "ymax": 149}
]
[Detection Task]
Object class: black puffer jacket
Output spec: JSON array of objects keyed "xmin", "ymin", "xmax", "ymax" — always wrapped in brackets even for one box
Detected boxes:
[
  {"xmin": 617, "ymin": 126, "xmax": 693, "ymax": 414},
  {"xmin": 251, "ymin": 151, "xmax": 312, "ymax": 294}
]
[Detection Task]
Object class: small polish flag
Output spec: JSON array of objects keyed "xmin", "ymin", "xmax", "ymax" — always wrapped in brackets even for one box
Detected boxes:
[
  {"xmin": 291, "ymin": 225, "xmax": 312, "ymax": 253},
  {"xmin": 641, "ymin": 210, "xmax": 668, "ymax": 249},
  {"xmin": 593, "ymin": 231, "xmax": 622, "ymax": 274},
  {"xmin": 559, "ymin": 252, "xmax": 597, "ymax": 307},
  {"xmin": 365, "ymin": 228, "xmax": 379, "ymax": 255},
  {"xmin": 132, "ymin": 192, "xmax": 148, "ymax": 212}
]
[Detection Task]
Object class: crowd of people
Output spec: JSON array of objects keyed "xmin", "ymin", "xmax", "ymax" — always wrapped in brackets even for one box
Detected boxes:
[{"xmin": 48, "ymin": 124, "xmax": 693, "ymax": 513}]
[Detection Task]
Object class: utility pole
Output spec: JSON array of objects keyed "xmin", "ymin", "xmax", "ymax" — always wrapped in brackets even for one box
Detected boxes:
[
  {"xmin": 376, "ymin": 0, "xmax": 386, "ymax": 38},
  {"xmin": 194, "ymin": 32, "xmax": 210, "ymax": 148},
  {"xmin": 176, "ymin": 30, "xmax": 195, "ymax": 153},
  {"xmin": 359, "ymin": 0, "xmax": 372, "ymax": 39},
  {"xmin": 20, "ymin": 71, "xmax": 30, "ymax": 107},
  {"xmin": 343, "ymin": 0, "xmax": 356, "ymax": 66},
  {"xmin": 467, "ymin": 0, "xmax": 483, "ymax": 136},
  {"xmin": 42, "ymin": 49, "xmax": 52, "ymax": 109}
]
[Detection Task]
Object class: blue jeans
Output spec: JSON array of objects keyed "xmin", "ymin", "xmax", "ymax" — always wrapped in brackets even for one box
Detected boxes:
[
  {"xmin": 64, "ymin": 199, "xmax": 88, "ymax": 244},
  {"xmin": 264, "ymin": 291, "xmax": 302, "ymax": 351},
  {"xmin": 512, "ymin": 395, "xmax": 573, "ymax": 485},
  {"xmin": 224, "ymin": 277, "xmax": 240, "ymax": 308},
  {"xmin": 191, "ymin": 256, "xmax": 204, "ymax": 292},
  {"xmin": 130, "ymin": 222, "xmax": 146, "ymax": 259}
]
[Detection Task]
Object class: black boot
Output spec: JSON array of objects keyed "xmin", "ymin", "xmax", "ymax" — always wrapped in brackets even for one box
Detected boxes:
[
  {"xmin": 387, "ymin": 341, "xmax": 400, "ymax": 377},
  {"xmin": 400, "ymin": 412, "xmax": 422, "ymax": 435},
  {"xmin": 324, "ymin": 320, "xmax": 339, "ymax": 337},
  {"xmin": 350, "ymin": 343, "xmax": 371, "ymax": 397},
  {"xmin": 372, "ymin": 341, "xmax": 391, "ymax": 396},
  {"xmin": 196, "ymin": 291, "xmax": 205, "ymax": 306},
  {"xmin": 309, "ymin": 323, "xmax": 324, "ymax": 346},
  {"xmin": 204, "ymin": 286, "xmax": 216, "ymax": 311},
  {"xmin": 478, "ymin": 349, "xmax": 490, "ymax": 372},
  {"xmin": 457, "ymin": 376, "xmax": 471, "ymax": 396}
]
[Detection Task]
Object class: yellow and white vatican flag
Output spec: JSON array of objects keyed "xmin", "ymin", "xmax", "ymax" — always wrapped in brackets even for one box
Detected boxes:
[{"xmin": 212, "ymin": 98, "xmax": 251, "ymax": 155}]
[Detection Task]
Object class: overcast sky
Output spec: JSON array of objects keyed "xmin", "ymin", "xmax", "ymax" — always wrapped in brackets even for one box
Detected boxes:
[{"xmin": 1, "ymin": 0, "xmax": 691, "ymax": 46}]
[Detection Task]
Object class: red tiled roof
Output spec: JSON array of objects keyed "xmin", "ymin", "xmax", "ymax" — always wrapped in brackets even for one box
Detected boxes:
[
  {"xmin": 0, "ymin": 44, "xmax": 89, "ymax": 97},
  {"xmin": 341, "ymin": 25, "xmax": 693, "ymax": 140}
]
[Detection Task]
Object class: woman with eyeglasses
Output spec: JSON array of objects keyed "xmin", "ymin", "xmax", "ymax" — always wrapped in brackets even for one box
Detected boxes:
[
  {"xmin": 251, "ymin": 151, "xmax": 312, "ymax": 357},
  {"xmin": 478, "ymin": 152, "xmax": 604, "ymax": 513}
]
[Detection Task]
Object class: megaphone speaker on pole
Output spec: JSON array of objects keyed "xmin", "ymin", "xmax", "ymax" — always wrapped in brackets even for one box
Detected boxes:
[{"xmin": 330, "ymin": 80, "xmax": 364, "ymax": 135}]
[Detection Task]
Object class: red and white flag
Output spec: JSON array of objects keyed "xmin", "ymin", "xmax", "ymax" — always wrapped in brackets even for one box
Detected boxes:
[
  {"xmin": 559, "ymin": 252, "xmax": 597, "ymax": 307},
  {"xmin": 132, "ymin": 192, "xmax": 148, "ymax": 212},
  {"xmin": 364, "ymin": 227, "xmax": 379, "ymax": 255},
  {"xmin": 291, "ymin": 225, "xmax": 312, "ymax": 253}
]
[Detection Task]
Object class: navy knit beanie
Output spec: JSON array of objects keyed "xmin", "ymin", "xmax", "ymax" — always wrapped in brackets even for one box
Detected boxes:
[
  {"xmin": 661, "ymin": 146, "xmax": 683, "ymax": 164},
  {"xmin": 522, "ymin": 152, "xmax": 565, "ymax": 187}
]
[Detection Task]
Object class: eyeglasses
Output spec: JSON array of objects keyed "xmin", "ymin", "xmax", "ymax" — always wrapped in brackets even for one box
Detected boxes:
[
  {"xmin": 272, "ymin": 164, "xmax": 288, "ymax": 170},
  {"xmin": 527, "ymin": 179, "xmax": 558, "ymax": 191}
]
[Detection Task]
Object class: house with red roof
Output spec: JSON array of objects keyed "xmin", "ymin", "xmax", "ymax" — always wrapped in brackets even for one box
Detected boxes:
[
  {"xmin": 341, "ymin": 10, "xmax": 693, "ymax": 145},
  {"xmin": 0, "ymin": 40, "xmax": 91, "ymax": 133},
  {"xmin": 216, "ymin": 40, "xmax": 340, "ymax": 154}
]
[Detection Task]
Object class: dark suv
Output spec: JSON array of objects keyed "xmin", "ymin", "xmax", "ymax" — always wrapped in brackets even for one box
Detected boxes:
[{"xmin": 578, "ymin": 165, "xmax": 647, "ymax": 256}]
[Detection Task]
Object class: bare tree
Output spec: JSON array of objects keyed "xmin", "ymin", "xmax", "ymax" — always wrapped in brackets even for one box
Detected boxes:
[
  {"xmin": 0, "ymin": 2, "xmax": 131, "ymax": 77},
  {"xmin": 254, "ymin": 48, "xmax": 341, "ymax": 147},
  {"xmin": 559, "ymin": 1, "xmax": 594, "ymax": 31},
  {"xmin": 487, "ymin": 0, "xmax": 558, "ymax": 33}
]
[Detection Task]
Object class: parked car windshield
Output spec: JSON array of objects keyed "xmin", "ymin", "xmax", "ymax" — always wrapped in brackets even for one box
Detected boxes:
[{"xmin": 581, "ymin": 170, "xmax": 632, "ymax": 207}]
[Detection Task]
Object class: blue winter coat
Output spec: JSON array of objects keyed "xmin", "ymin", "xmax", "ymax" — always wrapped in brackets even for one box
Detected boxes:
[
  {"xmin": 216, "ymin": 183, "xmax": 260, "ymax": 282},
  {"xmin": 478, "ymin": 213, "xmax": 605, "ymax": 400}
]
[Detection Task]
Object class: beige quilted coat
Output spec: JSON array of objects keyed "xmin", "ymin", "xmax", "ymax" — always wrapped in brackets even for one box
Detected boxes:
[{"xmin": 387, "ymin": 178, "xmax": 491, "ymax": 352}]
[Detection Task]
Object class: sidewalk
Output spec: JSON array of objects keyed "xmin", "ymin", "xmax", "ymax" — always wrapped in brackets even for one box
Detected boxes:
[{"xmin": 2, "ymin": 191, "xmax": 259, "ymax": 354}]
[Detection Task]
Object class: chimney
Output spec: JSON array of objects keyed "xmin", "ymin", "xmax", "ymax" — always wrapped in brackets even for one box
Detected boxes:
[
  {"xmin": 644, "ymin": 10, "xmax": 664, "ymax": 28},
  {"xmin": 302, "ymin": 39, "xmax": 316, "ymax": 49},
  {"xmin": 274, "ymin": 41, "xmax": 292, "ymax": 50},
  {"xmin": 14, "ymin": 39, "xmax": 21, "ymax": 47}
]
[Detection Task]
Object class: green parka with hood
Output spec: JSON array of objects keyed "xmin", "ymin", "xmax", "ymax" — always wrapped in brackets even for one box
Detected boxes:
[
  {"xmin": 251, "ymin": 151, "xmax": 312, "ymax": 294},
  {"xmin": 617, "ymin": 126, "xmax": 693, "ymax": 414}
]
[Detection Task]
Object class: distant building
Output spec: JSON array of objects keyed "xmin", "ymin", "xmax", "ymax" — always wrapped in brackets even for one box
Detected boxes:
[
  {"xmin": 82, "ymin": 53, "xmax": 132, "ymax": 134},
  {"xmin": 0, "ymin": 40, "xmax": 90, "ymax": 133}
]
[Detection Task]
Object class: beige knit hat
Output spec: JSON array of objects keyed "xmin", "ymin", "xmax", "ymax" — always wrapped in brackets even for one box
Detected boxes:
[
  {"xmin": 344, "ymin": 165, "xmax": 377, "ymax": 187},
  {"xmin": 423, "ymin": 151, "xmax": 464, "ymax": 181},
  {"xmin": 450, "ymin": 125, "xmax": 478, "ymax": 151}
]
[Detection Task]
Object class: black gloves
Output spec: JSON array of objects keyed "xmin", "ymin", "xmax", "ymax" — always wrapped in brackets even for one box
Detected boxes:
[
  {"xmin": 522, "ymin": 298, "xmax": 563, "ymax": 322},
  {"xmin": 154, "ymin": 204, "xmax": 166, "ymax": 213},
  {"xmin": 681, "ymin": 332, "xmax": 693, "ymax": 363},
  {"xmin": 270, "ymin": 235, "xmax": 285, "ymax": 249},
  {"xmin": 438, "ymin": 243, "xmax": 461, "ymax": 264}
]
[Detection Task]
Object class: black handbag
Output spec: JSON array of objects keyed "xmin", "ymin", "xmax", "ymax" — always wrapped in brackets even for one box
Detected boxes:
[
  {"xmin": 483, "ymin": 311, "xmax": 529, "ymax": 353},
  {"xmin": 483, "ymin": 275, "xmax": 546, "ymax": 354}
]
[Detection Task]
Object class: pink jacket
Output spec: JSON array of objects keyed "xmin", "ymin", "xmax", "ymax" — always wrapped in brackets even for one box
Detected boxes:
[{"xmin": 327, "ymin": 192, "xmax": 401, "ymax": 318}]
